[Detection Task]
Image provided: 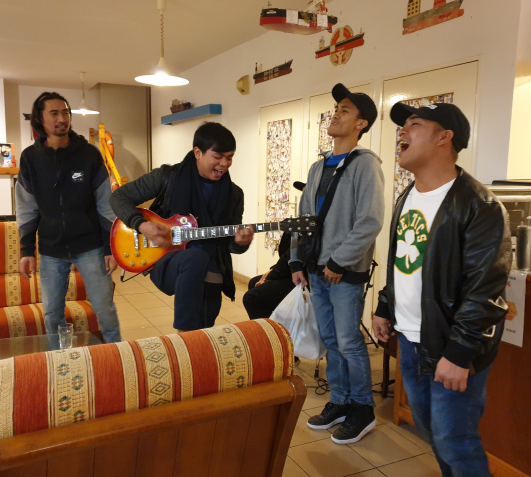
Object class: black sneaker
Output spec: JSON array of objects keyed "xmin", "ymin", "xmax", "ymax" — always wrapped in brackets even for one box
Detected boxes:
[
  {"xmin": 307, "ymin": 402, "xmax": 350, "ymax": 430},
  {"xmin": 331, "ymin": 402, "xmax": 376, "ymax": 444}
]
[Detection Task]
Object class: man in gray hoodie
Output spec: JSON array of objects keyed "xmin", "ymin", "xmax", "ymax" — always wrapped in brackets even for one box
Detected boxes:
[{"xmin": 291, "ymin": 84, "xmax": 385, "ymax": 444}]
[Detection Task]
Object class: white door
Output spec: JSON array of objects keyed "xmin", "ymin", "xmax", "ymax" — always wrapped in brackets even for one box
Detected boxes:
[
  {"xmin": 257, "ymin": 99, "xmax": 304, "ymax": 275},
  {"xmin": 307, "ymin": 82, "xmax": 373, "ymax": 174},
  {"xmin": 307, "ymin": 83, "xmax": 376, "ymax": 333},
  {"xmin": 373, "ymin": 61, "xmax": 479, "ymax": 302}
]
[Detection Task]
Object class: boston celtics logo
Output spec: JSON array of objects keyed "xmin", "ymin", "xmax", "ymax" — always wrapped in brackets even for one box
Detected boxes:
[{"xmin": 395, "ymin": 209, "xmax": 428, "ymax": 274}]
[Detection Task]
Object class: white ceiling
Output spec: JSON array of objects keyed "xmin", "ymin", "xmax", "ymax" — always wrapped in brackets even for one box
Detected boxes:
[{"xmin": 0, "ymin": 0, "xmax": 312, "ymax": 89}]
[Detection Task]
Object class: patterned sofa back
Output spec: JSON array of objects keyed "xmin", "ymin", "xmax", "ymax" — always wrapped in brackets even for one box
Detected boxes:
[
  {"xmin": 0, "ymin": 222, "xmax": 22, "ymax": 274},
  {"xmin": 0, "ymin": 319, "xmax": 294, "ymax": 438},
  {"xmin": 0, "ymin": 222, "xmax": 95, "ymax": 338}
]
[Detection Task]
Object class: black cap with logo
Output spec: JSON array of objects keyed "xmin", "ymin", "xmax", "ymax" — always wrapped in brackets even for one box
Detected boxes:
[
  {"xmin": 331, "ymin": 83, "xmax": 378, "ymax": 135},
  {"xmin": 390, "ymin": 102, "xmax": 470, "ymax": 153}
]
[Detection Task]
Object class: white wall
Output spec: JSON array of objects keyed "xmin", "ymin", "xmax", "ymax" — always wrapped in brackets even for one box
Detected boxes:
[
  {"xmin": 3, "ymin": 80, "xmax": 21, "ymax": 159},
  {"xmin": 98, "ymin": 83, "xmax": 150, "ymax": 181},
  {"xmin": 0, "ymin": 79, "xmax": 6, "ymax": 143},
  {"xmin": 18, "ymin": 85, "xmax": 100, "ymax": 152},
  {"xmin": 507, "ymin": 77, "xmax": 531, "ymax": 178},
  {"xmin": 150, "ymin": 0, "xmax": 521, "ymax": 278}
]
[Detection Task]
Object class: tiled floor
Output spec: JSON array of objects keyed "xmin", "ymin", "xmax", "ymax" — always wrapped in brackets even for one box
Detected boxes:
[{"xmin": 112, "ymin": 273, "xmax": 441, "ymax": 477}]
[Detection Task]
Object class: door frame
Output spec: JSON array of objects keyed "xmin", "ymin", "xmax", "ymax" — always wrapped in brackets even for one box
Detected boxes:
[
  {"xmin": 375, "ymin": 56, "xmax": 482, "ymax": 173},
  {"xmin": 371, "ymin": 57, "xmax": 482, "ymax": 315}
]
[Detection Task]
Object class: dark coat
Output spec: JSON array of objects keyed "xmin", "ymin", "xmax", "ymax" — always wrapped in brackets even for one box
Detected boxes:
[{"xmin": 375, "ymin": 167, "xmax": 512, "ymax": 374}]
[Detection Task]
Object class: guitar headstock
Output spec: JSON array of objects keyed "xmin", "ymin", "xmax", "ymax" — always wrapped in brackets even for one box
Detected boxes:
[{"xmin": 279, "ymin": 216, "xmax": 318, "ymax": 235}]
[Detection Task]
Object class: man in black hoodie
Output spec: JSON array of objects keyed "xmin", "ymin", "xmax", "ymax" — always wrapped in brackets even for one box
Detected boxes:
[
  {"xmin": 110, "ymin": 122, "xmax": 254, "ymax": 332},
  {"xmin": 16, "ymin": 92, "xmax": 121, "ymax": 343}
]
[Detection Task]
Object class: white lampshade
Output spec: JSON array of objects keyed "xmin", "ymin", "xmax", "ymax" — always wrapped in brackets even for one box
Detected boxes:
[
  {"xmin": 135, "ymin": 58, "xmax": 189, "ymax": 87},
  {"xmin": 72, "ymin": 72, "xmax": 100, "ymax": 115},
  {"xmin": 71, "ymin": 97, "xmax": 99, "ymax": 115},
  {"xmin": 135, "ymin": 1, "xmax": 188, "ymax": 87}
]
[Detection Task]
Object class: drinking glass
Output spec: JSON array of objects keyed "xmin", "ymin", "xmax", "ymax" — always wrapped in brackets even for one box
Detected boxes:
[{"xmin": 58, "ymin": 323, "xmax": 74, "ymax": 349}]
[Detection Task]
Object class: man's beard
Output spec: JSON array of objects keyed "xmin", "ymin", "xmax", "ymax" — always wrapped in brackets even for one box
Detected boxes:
[{"xmin": 54, "ymin": 128, "xmax": 69, "ymax": 137}]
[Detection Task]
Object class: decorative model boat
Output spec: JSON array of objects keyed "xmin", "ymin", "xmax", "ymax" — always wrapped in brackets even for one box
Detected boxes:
[
  {"xmin": 315, "ymin": 29, "xmax": 365, "ymax": 59},
  {"xmin": 170, "ymin": 100, "xmax": 193, "ymax": 114},
  {"xmin": 260, "ymin": 0, "xmax": 338, "ymax": 34},
  {"xmin": 253, "ymin": 60, "xmax": 293, "ymax": 84},
  {"xmin": 403, "ymin": 0, "xmax": 464, "ymax": 35}
]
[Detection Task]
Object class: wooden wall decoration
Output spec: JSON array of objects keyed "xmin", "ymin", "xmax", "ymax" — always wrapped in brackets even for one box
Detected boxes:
[
  {"xmin": 253, "ymin": 61, "xmax": 293, "ymax": 84},
  {"xmin": 403, "ymin": 0, "xmax": 465, "ymax": 35},
  {"xmin": 315, "ymin": 26, "xmax": 365, "ymax": 66}
]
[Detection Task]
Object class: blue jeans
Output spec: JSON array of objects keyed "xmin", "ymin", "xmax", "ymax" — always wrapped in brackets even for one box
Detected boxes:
[
  {"xmin": 398, "ymin": 333, "xmax": 492, "ymax": 477},
  {"xmin": 310, "ymin": 273, "xmax": 374, "ymax": 406},
  {"xmin": 40, "ymin": 247, "xmax": 121, "ymax": 343}
]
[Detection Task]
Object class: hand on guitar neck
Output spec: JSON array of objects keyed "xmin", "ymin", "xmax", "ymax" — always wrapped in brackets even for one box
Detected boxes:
[
  {"xmin": 138, "ymin": 221, "xmax": 255, "ymax": 248},
  {"xmin": 138, "ymin": 221, "xmax": 172, "ymax": 248},
  {"xmin": 234, "ymin": 225, "xmax": 255, "ymax": 246}
]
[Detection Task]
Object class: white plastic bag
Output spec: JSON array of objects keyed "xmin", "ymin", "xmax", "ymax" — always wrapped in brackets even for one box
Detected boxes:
[{"xmin": 270, "ymin": 284, "xmax": 326, "ymax": 360}]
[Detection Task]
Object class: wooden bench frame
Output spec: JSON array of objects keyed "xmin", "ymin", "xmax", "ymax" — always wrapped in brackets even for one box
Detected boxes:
[{"xmin": 0, "ymin": 376, "xmax": 306, "ymax": 477}]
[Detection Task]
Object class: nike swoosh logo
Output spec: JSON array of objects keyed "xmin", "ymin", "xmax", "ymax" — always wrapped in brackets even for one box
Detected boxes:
[{"xmin": 72, "ymin": 173, "xmax": 83, "ymax": 179}]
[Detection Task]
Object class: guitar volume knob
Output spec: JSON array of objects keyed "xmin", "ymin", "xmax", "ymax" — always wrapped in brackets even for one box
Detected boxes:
[
  {"xmin": 123, "ymin": 253, "xmax": 129, "ymax": 258},
  {"xmin": 129, "ymin": 261, "xmax": 135, "ymax": 267},
  {"xmin": 134, "ymin": 252, "xmax": 140, "ymax": 257},
  {"xmin": 141, "ymin": 260, "xmax": 147, "ymax": 266}
]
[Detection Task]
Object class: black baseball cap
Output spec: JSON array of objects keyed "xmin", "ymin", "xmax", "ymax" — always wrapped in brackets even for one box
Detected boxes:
[
  {"xmin": 390, "ymin": 102, "xmax": 470, "ymax": 153},
  {"xmin": 331, "ymin": 83, "xmax": 378, "ymax": 135},
  {"xmin": 293, "ymin": 181, "xmax": 306, "ymax": 191}
]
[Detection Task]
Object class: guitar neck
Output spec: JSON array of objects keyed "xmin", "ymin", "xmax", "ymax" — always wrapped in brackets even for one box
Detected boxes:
[{"xmin": 175, "ymin": 222, "xmax": 282, "ymax": 244}]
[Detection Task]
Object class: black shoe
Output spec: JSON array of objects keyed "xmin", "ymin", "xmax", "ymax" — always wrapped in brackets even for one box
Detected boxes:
[
  {"xmin": 331, "ymin": 402, "xmax": 376, "ymax": 444},
  {"xmin": 307, "ymin": 402, "xmax": 350, "ymax": 430}
]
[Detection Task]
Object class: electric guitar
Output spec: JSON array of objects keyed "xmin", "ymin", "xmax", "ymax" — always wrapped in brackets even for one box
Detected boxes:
[{"xmin": 111, "ymin": 208, "xmax": 318, "ymax": 273}]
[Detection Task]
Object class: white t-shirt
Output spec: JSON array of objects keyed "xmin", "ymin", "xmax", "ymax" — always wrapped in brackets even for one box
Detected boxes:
[{"xmin": 393, "ymin": 179, "xmax": 455, "ymax": 343}]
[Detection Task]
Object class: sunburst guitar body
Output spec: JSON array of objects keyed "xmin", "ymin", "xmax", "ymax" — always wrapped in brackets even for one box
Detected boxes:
[{"xmin": 111, "ymin": 208, "xmax": 318, "ymax": 274}]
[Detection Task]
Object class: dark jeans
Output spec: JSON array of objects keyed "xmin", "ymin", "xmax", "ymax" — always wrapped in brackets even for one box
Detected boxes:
[
  {"xmin": 150, "ymin": 249, "xmax": 223, "ymax": 331},
  {"xmin": 398, "ymin": 333, "xmax": 492, "ymax": 477},
  {"xmin": 242, "ymin": 276, "xmax": 294, "ymax": 319}
]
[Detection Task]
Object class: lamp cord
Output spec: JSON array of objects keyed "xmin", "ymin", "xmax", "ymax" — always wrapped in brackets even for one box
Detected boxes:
[{"xmin": 160, "ymin": 11, "xmax": 165, "ymax": 59}]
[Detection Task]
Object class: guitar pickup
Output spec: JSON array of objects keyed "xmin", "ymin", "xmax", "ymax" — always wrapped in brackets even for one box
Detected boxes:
[
  {"xmin": 143, "ymin": 236, "xmax": 148, "ymax": 248},
  {"xmin": 133, "ymin": 230, "xmax": 139, "ymax": 250}
]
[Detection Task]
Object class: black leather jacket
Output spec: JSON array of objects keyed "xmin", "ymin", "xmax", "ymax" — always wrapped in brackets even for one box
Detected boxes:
[{"xmin": 375, "ymin": 167, "xmax": 511, "ymax": 374}]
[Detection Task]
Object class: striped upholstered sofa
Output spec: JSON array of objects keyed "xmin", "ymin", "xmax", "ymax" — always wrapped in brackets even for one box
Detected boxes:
[
  {"xmin": 0, "ymin": 319, "xmax": 306, "ymax": 477},
  {"xmin": 0, "ymin": 221, "xmax": 100, "ymax": 338}
]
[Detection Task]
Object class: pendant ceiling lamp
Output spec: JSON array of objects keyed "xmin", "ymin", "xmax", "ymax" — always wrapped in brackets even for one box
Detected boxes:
[
  {"xmin": 135, "ymin": 0, "xmax": 189, "ymax": 87},
  {"xmin": 71, "ymin": 72, "xmax": 99, "ymax": 115}
]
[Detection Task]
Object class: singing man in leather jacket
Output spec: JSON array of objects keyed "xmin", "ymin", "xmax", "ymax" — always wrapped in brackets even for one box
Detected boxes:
[{"xmin": 373, "ymin": 102, "xmax": 511, "ymax": 477}]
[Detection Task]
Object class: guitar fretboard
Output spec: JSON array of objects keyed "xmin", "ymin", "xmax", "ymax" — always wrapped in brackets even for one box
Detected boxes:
[{"xmin": 175, "ymin": 222, "xmax": 282, "ymax": 244}]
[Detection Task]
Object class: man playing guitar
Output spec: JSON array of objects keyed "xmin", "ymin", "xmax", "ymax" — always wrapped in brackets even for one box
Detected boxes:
[{"xmin": 110, "ymin": 122, "xmax": 254, "ymax": 331}]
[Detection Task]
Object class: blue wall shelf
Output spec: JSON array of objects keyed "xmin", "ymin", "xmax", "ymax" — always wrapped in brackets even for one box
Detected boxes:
[{"xmin": 161, "ymin": 104, "xmax": 222, "ymax": 125}]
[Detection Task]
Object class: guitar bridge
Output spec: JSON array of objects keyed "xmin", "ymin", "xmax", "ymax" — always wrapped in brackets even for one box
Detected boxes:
[{"xmin": 171, "ymin": 227, "xmax": 181, "ymax": 245}]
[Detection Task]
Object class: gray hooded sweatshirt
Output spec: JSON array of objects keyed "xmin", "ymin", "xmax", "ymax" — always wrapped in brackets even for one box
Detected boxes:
[{"xmin": 291, "ymin": 146, "xmax": 385, "ymax": 278}]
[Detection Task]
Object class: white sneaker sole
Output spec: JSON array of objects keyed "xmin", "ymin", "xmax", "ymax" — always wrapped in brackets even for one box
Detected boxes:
[
  {"xmin": 307, "ymin": 415, "xmax": 346, "ymax": 430},
  {"xmin": 331, "ymin": 419, "xmax": 377, "ymax": 444}
]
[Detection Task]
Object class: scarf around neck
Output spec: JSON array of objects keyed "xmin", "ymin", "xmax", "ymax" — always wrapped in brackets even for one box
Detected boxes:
[{"xmin": 167, "ymin": 150, "xmax": 234, "ymax": 228}]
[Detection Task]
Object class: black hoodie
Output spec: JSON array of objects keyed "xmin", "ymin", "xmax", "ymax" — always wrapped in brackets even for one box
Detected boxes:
[{"xmin": 15, "ymin": 131, "xmax": 116, "ymax": 259}]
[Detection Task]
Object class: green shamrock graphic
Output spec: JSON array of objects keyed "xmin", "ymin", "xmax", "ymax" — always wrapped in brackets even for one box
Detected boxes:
[{"xmin": 395, "ymin": 209, "xmax": 428, "ymax": 275}]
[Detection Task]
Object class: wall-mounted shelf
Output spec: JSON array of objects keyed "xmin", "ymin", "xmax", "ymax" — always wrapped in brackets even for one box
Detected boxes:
[
  {"xmin": 0, "ymin": 168, "xmax": 19, "ymax": 175},
  {"xmin": 161, "ymin": 104, "xmax": 222, "ymax": 125}
]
